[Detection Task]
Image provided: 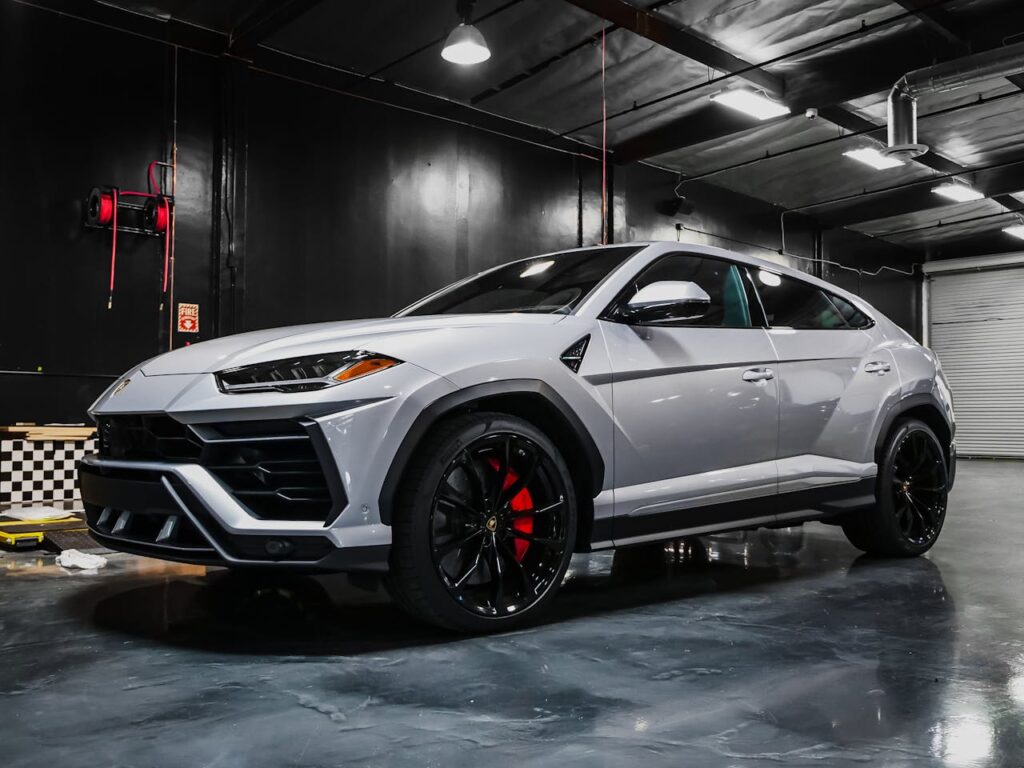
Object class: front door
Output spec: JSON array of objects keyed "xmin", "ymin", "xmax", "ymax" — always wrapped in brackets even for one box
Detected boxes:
[{"xmin": 599, "ymin": 252, "xmax": 780, "ymax": 545}]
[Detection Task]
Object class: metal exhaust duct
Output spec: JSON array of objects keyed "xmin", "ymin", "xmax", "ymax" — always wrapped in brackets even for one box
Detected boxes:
[{"xmin": 886, "ymin": 40, "xmax": 1024, "ymax": 158}]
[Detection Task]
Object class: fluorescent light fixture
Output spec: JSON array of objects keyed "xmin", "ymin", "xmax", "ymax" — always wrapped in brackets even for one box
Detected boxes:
[
  {"xmin": 843, "ymin": 147, "xmax": 904, "ymax": 170},
  {"xmin": 520, "ymin": 260, "xmax": 554, "ymax": 278},
  {"xmin": 710, "ymin": 89, "xmax": 790, "ymax": 120},
  {"xmin": 1003, "ymin": 224, "xmax": 1024, "ymax": 240},
  {"xmin": 441, "ymin": 23, "xmax": 491, "ymax": 65},
  {"xmin": 932, "ymin": 182, "xmax": 985, "ymax": 203}
]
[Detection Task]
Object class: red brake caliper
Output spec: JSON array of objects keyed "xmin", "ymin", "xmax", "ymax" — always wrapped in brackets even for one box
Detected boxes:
[{"xmin": 488, "ymin": 457, "xmax": 533, "ymax": 562}]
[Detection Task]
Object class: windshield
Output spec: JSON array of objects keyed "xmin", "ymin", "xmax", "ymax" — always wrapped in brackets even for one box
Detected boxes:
[{"xmin": 400, "ymin": 246, "xmax": 641, "ymax": 316}]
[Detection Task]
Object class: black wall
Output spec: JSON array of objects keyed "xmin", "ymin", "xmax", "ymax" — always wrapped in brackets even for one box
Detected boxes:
[{"xmin": 0, "ymin": 1, "xmax": 922, "ymax": 424}]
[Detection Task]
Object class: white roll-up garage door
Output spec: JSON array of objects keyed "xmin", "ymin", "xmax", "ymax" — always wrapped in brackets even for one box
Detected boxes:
[{"xmin": 928, "ymin": 264, "xmax": 1024, "ymax": 458}]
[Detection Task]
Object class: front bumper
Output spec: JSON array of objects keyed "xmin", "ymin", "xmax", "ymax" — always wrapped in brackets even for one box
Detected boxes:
[
  {"xmin": 79, "ymin": 456, "xmax": 389, "ymax": 572},
  {"xmin": 84, "ymin": 361, "xmax": 459, "ymax": 569}
]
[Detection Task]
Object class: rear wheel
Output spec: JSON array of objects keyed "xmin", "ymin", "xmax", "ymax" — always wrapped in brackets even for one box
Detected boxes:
[
  {"xmin": 842, "ymin": 418, "xmax": 949, "ymax": 557},
  {"xmin": 387, "ymin": 412, "xmax": 577, "ymax": 632}
]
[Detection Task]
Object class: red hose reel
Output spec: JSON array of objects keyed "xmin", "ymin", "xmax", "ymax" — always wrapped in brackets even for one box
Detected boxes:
[{"xmin": 84, "ymin": 162, "xmax": 174, "ymax": 308}]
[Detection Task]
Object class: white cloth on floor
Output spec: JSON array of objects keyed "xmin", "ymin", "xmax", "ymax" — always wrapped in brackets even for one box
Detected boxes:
[{"xmin": 56, "ymin": 549, "xmax": 107, "ymax": 570}]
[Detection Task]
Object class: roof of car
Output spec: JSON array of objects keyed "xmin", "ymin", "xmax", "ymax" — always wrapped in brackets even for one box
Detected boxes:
[{"xmin": 558, "ymin": 241, "xmax": 878, "ymax": 316}]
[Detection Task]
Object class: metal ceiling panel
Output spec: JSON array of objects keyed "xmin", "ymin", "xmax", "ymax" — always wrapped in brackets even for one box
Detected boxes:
[
  {"xmin": 579, "ymin": 78, "xmax": 726, "ymax": 146},
  {"xmin": 919, "ymin": 90, "xmax": 1024, "ymax": 167},
  {"xmin": 482, "ymin": 25, "xmax": 712, "ymax": 137},
  {"xmin": 852, "ymin": 198, "xmax": 1005, "ymax": 235},
  {"xmin": 853, "ymin": 199, "xmax": 1018, "ymax": 246},
  {"xmin": 655, "ymin": 123, "xmax": 940, "ymax": 210},
  {"xmin": 650, "ymin": 116, "xmax": 843, "ymax": 175},
  {"xmin": 655, "ymin": 0, "xmax": 914, "ymax": 72}
]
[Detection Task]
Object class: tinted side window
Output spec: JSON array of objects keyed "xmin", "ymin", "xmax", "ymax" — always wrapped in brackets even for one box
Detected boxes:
[
  {"xmin": 755, "ymin": 271, "xmax": 848, "ymax": 329},
  {"xmin": 616, "ymin": 254, "xmax": 753, "ymax": 327},
  {"xmin": 403, "ymin": 246, "xmax": 640, "ymax": 316},
  {"xmin": 828, "ymin": 294, "xmax": 873, "ymax": 329}
]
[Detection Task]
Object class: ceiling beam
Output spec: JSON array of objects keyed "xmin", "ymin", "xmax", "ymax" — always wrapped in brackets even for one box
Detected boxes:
[
  {"xmin": 890, "ymin": 0, "xmax": 968, "ymax": 49},
  {"xmin": 229, "ymin": 0, "xmax": 329, "ymax": 55},
  {"xmin": 813, "ymin": 161, "xmax": 1024, "ymax": 228},
  {"xmin": 560, "ymin": 0, "xmax": 784, "ymax": 95}
]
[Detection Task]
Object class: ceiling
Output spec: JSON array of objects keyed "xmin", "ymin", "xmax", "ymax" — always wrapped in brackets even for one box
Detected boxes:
[{"xmin": 102, "ymin": 0, "xmax": 1024, "ymax": 254}]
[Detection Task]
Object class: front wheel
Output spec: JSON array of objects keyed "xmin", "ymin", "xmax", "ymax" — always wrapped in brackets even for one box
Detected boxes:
[
  {"xmin": 842, "ymin": 418, "xmax": 949, "ymax": 557},
  {"xmin": 387, "ymin": 412, "xmax": 577, "ymax": 632}
]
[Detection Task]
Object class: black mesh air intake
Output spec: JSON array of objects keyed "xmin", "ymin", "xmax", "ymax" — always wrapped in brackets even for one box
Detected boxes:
[{"xmin": 96, "ymin": 415, "xmax": 345, "ymax": 523}]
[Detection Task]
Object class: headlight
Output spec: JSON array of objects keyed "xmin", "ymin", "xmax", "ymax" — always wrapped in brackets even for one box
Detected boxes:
[{"xmin": 216, "ymin": 351, "xmax": 401, "ymax": 394}]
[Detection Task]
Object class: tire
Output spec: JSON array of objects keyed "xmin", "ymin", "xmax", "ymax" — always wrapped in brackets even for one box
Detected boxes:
[
  {"xmin": 386, "ymin": 412, "xmax": 577, "ymax": 632},
  {"xmin": 842, "ymin": 418, "xmax": 949, "ymax": 557}
]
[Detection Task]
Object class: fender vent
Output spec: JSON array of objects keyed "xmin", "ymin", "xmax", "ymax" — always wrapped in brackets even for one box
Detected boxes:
[{"xmin": 560, "ymin": 335, "xmax": 590, "ymax": 373}]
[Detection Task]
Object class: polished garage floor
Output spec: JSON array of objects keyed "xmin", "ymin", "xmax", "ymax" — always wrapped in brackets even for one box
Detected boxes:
[{"xmin": 1, "ymin": 461, "xmax": 1022, "ymax": 767}]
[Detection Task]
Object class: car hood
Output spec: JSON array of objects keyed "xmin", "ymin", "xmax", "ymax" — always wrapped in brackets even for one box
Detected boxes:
[{"xmin": 139, "ymin": 314, "xmax": 569, "ymax": 376}]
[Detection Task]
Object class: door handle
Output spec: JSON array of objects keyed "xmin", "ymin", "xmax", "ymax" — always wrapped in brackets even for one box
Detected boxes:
[
  {"xmin": 742, "ymin": 367, "xmax": 775, "ymax": 382},
  {"xmin": 864, "ymin": 361, "xmax": 891, "ymax": 375}
]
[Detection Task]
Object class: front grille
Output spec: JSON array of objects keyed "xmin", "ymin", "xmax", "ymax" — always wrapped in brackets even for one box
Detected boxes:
[
  {"xmin": 98, "ymin": 414, "xmax": 201, "ymax": 460},
  {"xmin": 96, "ymin": 415, "xmax": 344, "ymax": 523}
]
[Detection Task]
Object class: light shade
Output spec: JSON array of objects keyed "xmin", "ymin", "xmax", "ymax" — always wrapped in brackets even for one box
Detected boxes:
[
  {"xmin": 710, "ymin": 89, "xmax": 790, "ymax": 120},
  {"xmin": 843, "ymin": 147, "xmax": 904, "ymax": 170},
  {"xmin": 932, "ymin": 182, "xmax": 985, "ymax": 203},
  {"xmin": 441, "ymin": 23, "xmax": 491, "ymax": 65},
  {"xmin": 1003, "ymin": 224, "xmax": 1024, "ymax": 240}
]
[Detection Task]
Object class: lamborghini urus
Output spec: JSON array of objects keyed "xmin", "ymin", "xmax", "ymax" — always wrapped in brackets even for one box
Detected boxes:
[{"xmin": 81, "ymin": 242, "xmax": 955, "ymax": 631}]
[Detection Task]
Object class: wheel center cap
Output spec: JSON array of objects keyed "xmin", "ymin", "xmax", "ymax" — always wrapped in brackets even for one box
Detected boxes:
[{"xmin": 485, "ymin": 516, "xmax": 498, "ymax": 533}]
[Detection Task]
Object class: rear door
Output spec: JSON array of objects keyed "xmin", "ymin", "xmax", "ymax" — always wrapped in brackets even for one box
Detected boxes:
[
  {"xmin": 599, "ymin": 252, "xmax": 781, "ymax": 544},
  {"xmin": 751, "ymin": 268, "xmax": 899, "ymax": 514}
]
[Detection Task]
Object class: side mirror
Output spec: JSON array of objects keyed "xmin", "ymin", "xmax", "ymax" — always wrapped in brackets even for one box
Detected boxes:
[{"xmin": 623, "ymin": 280, "xmax": 711, "ymax": 324}]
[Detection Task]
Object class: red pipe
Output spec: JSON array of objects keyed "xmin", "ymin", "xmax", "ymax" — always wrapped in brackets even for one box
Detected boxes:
[
  {"xmin": 161, "ymin": 199, "xmax": 171, "ymax": 293},
  {"xmin": 107, "ymin": 189, "xmax": 118, "ymax": 310},
  {"xmin": 148, "ymin": 160, "xmax": 162, "ymax": 195}
]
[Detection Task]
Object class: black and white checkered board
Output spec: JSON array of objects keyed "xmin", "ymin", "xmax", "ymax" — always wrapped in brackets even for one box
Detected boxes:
[{"xmin": 1, "ymin": 438, "xmax": 97, "ymax": 505}]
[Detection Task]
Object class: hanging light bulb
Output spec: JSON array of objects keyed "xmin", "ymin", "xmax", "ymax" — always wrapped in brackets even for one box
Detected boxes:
[{"xmin": 442, "ymin": 0, "xmax": 490, "ymax": 65}]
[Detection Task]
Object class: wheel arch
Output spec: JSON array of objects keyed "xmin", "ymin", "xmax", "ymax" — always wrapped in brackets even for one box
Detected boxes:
[
  {"xmin": 377, "ymin": 380, "xmax": 605, "ymax": 551},
  {"xmin": 875, "ymin": 394, "xmax": 954, "ymax": 474}
]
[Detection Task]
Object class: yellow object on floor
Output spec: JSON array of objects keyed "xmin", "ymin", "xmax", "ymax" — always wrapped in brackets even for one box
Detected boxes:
[
  {"xmin": 0, "ymin": 529, "xmax": 45, "ymax": 549},
  {"xmin": 0, "ymin": 512, "xmax": 87, "ymax": 550}
]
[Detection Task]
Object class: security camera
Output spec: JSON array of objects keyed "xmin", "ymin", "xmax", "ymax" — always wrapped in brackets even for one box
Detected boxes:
[{"xmin": 805, "ymin": 107, "xmax": 818, "ymax": 119}]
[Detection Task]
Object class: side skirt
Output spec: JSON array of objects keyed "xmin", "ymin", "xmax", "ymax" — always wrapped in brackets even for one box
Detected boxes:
[{"xmin": 593, "ymin": 477, "xmax": 875, "ymax": 548}]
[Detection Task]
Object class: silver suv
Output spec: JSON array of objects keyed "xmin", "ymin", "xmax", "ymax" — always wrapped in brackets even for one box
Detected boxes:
[{"xmin": 81, "ymin": 242, "xmax": 955, "ymax": 631}]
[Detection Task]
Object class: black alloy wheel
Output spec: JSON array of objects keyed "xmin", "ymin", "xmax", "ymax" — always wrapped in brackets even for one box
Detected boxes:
[
  {"xmin": 388, "ymin": 413, "xmax": 577, "ymax": 632},
  {"xmin": 842, "ymin": 418, "xmax": 949, "ymax": 557},
  {"xmin": 889, "ymin": 428, "xmax": 947, "ymax": 546},
  {"xmin": 429, "ymin": 432, "xmax": 569, "ymax": 619}
]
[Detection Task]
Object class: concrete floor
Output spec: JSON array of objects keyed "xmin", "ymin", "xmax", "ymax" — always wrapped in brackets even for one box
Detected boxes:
[{"xmin": 1, "ymin": 460, "xmax": 1022, "ymax": 767}]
